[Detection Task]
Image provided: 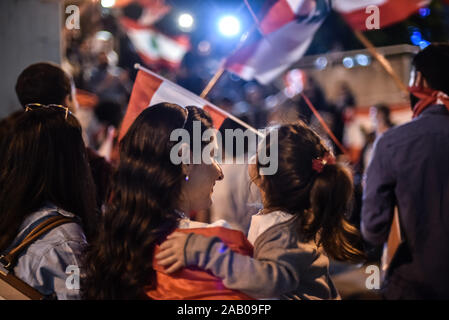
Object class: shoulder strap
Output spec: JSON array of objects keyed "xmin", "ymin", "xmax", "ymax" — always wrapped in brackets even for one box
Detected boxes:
[{"xmin": 0, "ymin": 215, "xmax": 75, "ymax": 270}]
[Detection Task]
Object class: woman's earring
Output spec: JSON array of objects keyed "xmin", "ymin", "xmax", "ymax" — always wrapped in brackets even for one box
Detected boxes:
[{"xmin": 185, "ymin": 175, "xmax": 189, "ymax": 181}]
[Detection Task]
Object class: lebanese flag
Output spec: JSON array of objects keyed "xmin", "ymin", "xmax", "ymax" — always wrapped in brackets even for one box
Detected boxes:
[
  {"xmin": 146, "ymin": 227, "xmax": 254, "ymax": 300},
  {"xmin": 225, "ymin": 0, "xmax": 330, "ymax": 84},
  {"xmin": 115, "ymin": 0, "xmax": 171, "ymax": 26},
  {"xmin": 333, "ymin": 0, "xmax": 432, "ymax": 31},
  {"xmin": 119, "ymin": 66, "xmax": 227, "ymax": 140},
  {"xmin": 120, "ymin": 17, "xmax": 189, "ymax": 69}
]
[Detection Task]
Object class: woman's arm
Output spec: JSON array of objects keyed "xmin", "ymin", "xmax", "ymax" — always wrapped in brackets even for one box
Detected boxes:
[{"xmin": 157, "ymin": 231, "xmax": 312, "ymax": 299}]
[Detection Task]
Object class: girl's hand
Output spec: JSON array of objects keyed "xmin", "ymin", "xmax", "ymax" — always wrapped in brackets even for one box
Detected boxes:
[{"xmin": 155, "ymin": 232, "xmax": 190, "ymax": 274}]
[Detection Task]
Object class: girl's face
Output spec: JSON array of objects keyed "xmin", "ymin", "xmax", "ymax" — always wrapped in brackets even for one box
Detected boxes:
[{"xmin": 179, "ymin": 138, "xmax": 224, "ymax": 213}]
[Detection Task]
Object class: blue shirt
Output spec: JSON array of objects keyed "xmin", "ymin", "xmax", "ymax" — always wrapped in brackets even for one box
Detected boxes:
[
  {"xmin": 3, "ymin": 203, "xmax": 86, "ymax": 299},
  {"xmin": 362, "ymin": 104, "xmax": 449, "ymax": 298}
]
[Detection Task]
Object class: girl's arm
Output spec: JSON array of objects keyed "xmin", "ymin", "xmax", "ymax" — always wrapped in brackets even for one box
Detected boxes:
[{"xmin": 157, "ymin": 231, "xmax": 313, "ymax": 299}]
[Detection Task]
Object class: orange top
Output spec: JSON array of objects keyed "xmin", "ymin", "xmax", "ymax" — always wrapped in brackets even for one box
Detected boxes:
[{"xmin": 145, "ymin": 227, "xmax": 254, "ymax": 300}]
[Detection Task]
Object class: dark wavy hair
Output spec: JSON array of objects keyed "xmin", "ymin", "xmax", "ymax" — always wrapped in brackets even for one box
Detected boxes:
[
  {"xmin": 82, "ymin": 103, "xmax": 214, "ymax": 299},
  {"xmin": 256, "ymin": 122, "xmax": 365, "ymax": 263},
  {"xmin": 0, "ymin": 108, "xmax": 97, "ymax": 252}
]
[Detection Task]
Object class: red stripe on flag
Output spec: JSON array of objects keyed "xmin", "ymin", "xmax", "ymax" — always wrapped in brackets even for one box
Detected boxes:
[
  {"xmin": 203, "ymin": 105, "xmax": 227, "ymax": 129},
  {"xmin": 119, "ymin": 70, "xmax": 163, "ymax": 140},
  {"xmin": 260, "ymin": 0, "xmax": 296, "ymax": 34}
]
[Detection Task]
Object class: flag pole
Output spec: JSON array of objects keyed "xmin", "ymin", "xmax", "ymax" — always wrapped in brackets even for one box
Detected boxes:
[
  {"xmin": 200, "ymin": 66, "xmax": 225, "ymax": 99},
  {"xmin": 353, "ymin": 30, "xmax": 409, "ymax": 94},
  {"xmin": 300, "ymin": 94, "xmax": 349, "ymax": 155}
]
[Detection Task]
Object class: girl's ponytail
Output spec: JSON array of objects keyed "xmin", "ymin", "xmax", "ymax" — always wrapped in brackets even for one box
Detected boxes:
[{"xmin": 309, "ymin": 163, "xmax": 365, "ymax": 263}]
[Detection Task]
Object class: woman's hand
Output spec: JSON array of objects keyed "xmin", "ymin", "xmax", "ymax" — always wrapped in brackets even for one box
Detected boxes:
[{"xmin": 155, "ymin": 232, "xmax": 190, "ymax": 274}]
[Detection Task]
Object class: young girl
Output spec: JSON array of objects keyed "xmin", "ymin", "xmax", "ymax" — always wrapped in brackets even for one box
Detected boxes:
[{"xmin": 157, "ymin": 122, "xmax": 365, "ymax": 300}]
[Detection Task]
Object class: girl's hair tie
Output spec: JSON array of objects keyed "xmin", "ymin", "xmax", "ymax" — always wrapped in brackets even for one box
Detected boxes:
[{"xmin": 312, "ymin": 153, "xmax": 336, "ymax": 173}]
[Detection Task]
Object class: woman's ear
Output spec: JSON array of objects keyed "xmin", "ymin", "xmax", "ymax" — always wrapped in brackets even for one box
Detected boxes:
[{"xmin": 182, "ymin": 162, "xmax": 193, "ymax": 178}]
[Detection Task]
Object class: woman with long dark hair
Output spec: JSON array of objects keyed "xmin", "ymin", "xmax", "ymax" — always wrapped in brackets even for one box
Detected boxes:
[
  {"xmin": 82, "ymin": 103, "xmax": 251, "ymax": 299},
  {"xmin": 158, "ymin": 121, "xmax": 366, "ymax": 299},
  {"xmin": 0, "ymin": 106, "xmax": 97, "ymax": 299}
]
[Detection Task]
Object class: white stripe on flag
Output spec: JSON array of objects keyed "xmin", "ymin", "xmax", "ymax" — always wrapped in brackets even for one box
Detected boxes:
[
  {"xmin": 286, "ymin": 0, "xmax": 307, "ymax": 13},
  {"xmin": 150, "ymin": 81, "xmax": 206, "ymax": 108}
]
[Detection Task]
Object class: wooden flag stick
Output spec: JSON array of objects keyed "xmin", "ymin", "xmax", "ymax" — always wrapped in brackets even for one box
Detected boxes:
[
  {"xmin": 353, "ymin": 30, "xmax": 409, "ymax": 94},
  {"xmin": 200, "ymin": 66, "xmax": 225, "ymax": 99},
  {"xmin": 300, "ymin": 93, "xmax": 349, "ymax": 156}
]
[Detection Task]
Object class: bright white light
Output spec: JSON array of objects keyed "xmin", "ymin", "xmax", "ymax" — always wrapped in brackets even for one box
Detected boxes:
[
  {"xmin": 101, "ymin": 0, "xmax": 116, "ymax": 8},
  {"xmin": 315, "ymin": 57, "xmax": 328, "ymax": 70},
  {"xmin": 355, "ymin": 54, "xmax": 370, "ymax": 66},
  {"xmin": 343, "ymin": 57, "xmax": 355, "ymax": 69},
  {"xmin": 218, "ymin": 16, "xmax": 241, "ymax": 37},
  {"xmin": 178, "ymin": 13, "xmax": 194, "ymax": 31}
]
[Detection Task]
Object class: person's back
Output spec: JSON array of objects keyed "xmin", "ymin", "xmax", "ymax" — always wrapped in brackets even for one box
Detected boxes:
[
  {"xmin": 0, "ymin": 108, "xmax": 97, "ymax": 299},
  {"xmin": 6, "ymin": 204, "xmax": 87, "ymax": 299},
  {"xmin": 363, "ymin": 106, "xmax": 449, "ymax": 298},
  {"xmin": 362, "ymin": 43, "xmax": 449, "ymax": 299}
]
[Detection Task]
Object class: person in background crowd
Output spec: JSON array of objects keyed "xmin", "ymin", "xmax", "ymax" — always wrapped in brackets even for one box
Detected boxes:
[
  {"xmin": 238, "ymin": 83, "xmax": 269, "ymax": 129},
  {"xmin": 360, "ymin": 103, "xmax": 395, "ymax": 176},
  {"xmin": 0, "ymin": 107, "xmax": 97, "ymax": 299},
  {"xmin": 209, "ymin": 118, "xmax": 261, "ymax": 234},
  {"xmin": 92, "ymin": 100, "xmax": 124, "ymax": 164},
  {"xmin": 362, "ymin": 43, "xmax": 449, "ymax": 299},
  {"xmin": 158, "ymin": 121, "xmax": 366, "ymax": 300},
  {"xmin": 87, "ymin": 51, "xmax": 131, "ymax": 109},
  {"xmin": 296, "ymin": 76, "xmax": 328, "ymax": 124},
  {"xmin": 15, "ymin": 62, "xmax": 112, "ymax": 209},
  {"xmin": 351, "ymin": 104, "xmax": 394, "ymax": 260}
]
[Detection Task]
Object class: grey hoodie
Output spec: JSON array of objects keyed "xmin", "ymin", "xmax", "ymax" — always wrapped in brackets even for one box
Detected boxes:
[{"xmin": 184, "ymin": 215, "xmax": 340, "ymax": 300}]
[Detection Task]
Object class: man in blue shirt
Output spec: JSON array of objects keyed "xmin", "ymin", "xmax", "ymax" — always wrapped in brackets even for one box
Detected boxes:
[{"xmin": 362, "ymin": 44, "xmax": 449, "ymax": 299}]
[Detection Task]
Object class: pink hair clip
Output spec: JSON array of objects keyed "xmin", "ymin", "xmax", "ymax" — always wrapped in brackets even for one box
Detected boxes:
[{"xmin": 312, "ymin": 153, "xmax": 336, "ymax": 173}]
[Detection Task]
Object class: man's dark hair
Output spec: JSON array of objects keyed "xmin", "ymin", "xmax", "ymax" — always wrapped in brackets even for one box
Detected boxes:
[
  {"xmin": 374, "ymin": 103, "xmax": 394, "ymax": 128},
  {"xmin": 412, "ymin": 43, "xmax": 449, "ymax": 95},
  {"xmin": 15, "ymin": 62, "xmax": 72, "ymax": 107}
]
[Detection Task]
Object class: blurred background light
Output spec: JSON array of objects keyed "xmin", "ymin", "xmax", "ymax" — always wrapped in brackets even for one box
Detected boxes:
[
  {"xmin": 178, "ymin": 13, "xmax": 194, "ymax": 31},
  {"xmin": 218, "ymin": 15, "xmax": 241, "ymax": 37},
  {"xmin": 342, "ymin": 57, "xmax": 354, "ymax": 69},
  {"xmin": 101, "ymin": 0, "xmax": 115, "ymax": 8},
  {"xmin": 197, "ymin": 40, "xmax": 211, "ymax": 55},
  {"xmin": 419, "ymin": 7, "xmax": 431, "ymax": 17},
  {"xmin": 314, "ymin": 57, "xmax": 328, "ymax": 70},
  {"xmin": 410, "ymin": 30, "xmax": 423, "ymax": 46},
  {"xmin": 355, "ymin": 54, "xmax": 370, "ymax": 66},
  {"xmin": 419, "ymin": 40, "xmax": 431, "ymax": 49}
]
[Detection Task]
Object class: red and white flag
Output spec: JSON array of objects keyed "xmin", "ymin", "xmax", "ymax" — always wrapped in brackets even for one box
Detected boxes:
[
  {"xmin": 119, "ymin": 66, "xmax": 228, "ymax": 140},
  {"xmin": 120, "ymin": 17, "xmax": 190, "ymax": 69},
  {"xmin": 225, "ymin": 0, "xmax": 331, "ymax": 84},
  {"xmin": 333, "ymin": 0, "xmax": 431, "ymax": 31}
]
